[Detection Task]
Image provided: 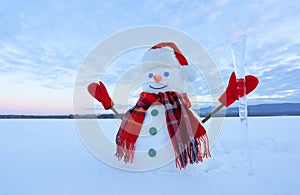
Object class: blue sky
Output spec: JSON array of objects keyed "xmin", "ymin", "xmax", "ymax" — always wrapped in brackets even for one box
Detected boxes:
[{"xmin": 1, "ymin": 0, "xmax": 300, "ymax": 114}]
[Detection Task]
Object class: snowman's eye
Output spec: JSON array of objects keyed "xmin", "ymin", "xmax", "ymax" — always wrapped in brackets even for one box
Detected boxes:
[
  {"xmin": 148, "ymin": 73, "xmax": 153, "ymax": 78},
  {"xmin": 164, "ymin": 71, "xmax": 169, "ymax": 77}
]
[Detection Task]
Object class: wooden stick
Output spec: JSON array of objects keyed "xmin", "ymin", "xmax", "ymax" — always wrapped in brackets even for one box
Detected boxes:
[
  {"xmin": 202, "ymin": 104, "xmax": 225, "ymax": 124},
  {"xmin": 110, "ymin": 106, "xmax": 123, "ymax": 119}
]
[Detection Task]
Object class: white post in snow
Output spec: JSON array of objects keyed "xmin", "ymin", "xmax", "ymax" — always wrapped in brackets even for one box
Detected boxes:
[{"xmin": 231, "ymin": 35, "xmax": 254, "ymax": 175}]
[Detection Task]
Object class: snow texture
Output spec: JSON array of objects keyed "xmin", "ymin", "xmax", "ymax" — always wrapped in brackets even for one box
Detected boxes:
[{"xmin": 0, "ymin": 117, "xmax": 299, "ymax": 194}]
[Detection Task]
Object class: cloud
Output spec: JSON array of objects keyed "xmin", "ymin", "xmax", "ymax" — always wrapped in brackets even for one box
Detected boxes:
[{"xmin": 1, "ymin": 0, "xmax": 300, "ymax": 114}]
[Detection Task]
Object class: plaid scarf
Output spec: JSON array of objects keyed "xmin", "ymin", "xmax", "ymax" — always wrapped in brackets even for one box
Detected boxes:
[{"xmin": 115, "ymin": 91, "xmax": 210, "ymax": 169}]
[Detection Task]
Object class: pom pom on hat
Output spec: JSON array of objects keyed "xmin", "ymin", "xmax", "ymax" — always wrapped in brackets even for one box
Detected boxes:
[{"xmin": 141, "ymin": 42, "xmax": 198, "ymax": 82}]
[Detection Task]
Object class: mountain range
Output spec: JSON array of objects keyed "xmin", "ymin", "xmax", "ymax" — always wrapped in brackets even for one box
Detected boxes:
[{"xmin": 1, "ymin": 103, "xmax": 300, "ymax": 119}]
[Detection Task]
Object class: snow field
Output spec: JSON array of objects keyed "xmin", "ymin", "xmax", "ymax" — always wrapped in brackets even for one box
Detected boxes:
[{"xmin": 0, "ymin": 117, "xmax": 299, "ymax": 194}]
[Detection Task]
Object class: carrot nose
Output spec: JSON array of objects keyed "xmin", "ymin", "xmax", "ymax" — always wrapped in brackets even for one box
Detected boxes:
[{"xmin": 153, "ymin": 75, "xmax": 162, "ymax": 82}]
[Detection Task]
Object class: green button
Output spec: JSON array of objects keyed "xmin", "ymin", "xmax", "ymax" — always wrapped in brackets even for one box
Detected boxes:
[
  {"xmin": 148, "ymin": 149, "xmax": 156, "ymax": 157},
  {"xmin": 149, "ymin": 127, "xmax": 157, "ymax": 135},
  {"xmin": 151, "ymin": 109, "xmax": 159, "ymax": 116}
]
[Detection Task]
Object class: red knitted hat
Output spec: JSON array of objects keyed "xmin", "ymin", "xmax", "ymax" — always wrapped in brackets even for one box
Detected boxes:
[{"xmin": 142, "ymin": 42, "xmax": 198, "ymax": 81}]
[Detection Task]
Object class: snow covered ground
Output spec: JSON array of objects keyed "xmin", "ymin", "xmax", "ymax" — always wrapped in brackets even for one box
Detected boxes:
[{"xmin": 0, "ymin": 117, "xmax": 299, "ymax": 194}]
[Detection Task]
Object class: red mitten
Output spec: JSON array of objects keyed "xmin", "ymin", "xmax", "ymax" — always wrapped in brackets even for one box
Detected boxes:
[
  {"xmin": 87, "ymin": 82, "xmax": 114, "ymax": 110},
  {"xmin": 218, "ymin": 72, "xmax": 259, "ymax": 107}
]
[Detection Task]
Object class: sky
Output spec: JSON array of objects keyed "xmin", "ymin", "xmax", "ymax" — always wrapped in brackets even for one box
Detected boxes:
[{"xmin": 1, "ymin": 0, "xmax": 300, "ymax": 114}]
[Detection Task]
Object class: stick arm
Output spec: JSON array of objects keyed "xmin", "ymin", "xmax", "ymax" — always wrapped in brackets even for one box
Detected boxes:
[{"xmin": 201, "ymin": 104, "xmax": 225, "ymax": 124}]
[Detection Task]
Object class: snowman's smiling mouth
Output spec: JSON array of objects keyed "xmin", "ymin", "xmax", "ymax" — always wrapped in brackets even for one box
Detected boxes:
[{"xmin": 149, "ymin": 84, "xmax": 167, "ymax": 89}]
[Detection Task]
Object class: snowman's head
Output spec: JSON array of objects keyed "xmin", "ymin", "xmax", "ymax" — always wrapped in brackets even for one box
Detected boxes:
[
  {"xmin": 141, "ymin": 63, "xmax": 186, "ymax": 93},
  {"xmin": 141, "ymin": 42, "xmax": 198, "ymax": 93}
]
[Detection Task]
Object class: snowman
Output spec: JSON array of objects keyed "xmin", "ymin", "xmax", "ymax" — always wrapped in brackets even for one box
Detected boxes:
[{"xmin": 114, "ymin": 42, "xmax": 210, "ymax": 169}]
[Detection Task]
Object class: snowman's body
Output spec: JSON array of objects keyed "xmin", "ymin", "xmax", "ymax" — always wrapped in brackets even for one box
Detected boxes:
[{"xmin": 134, "ymin": 104, "xmax": 169, "ymax": 157}]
